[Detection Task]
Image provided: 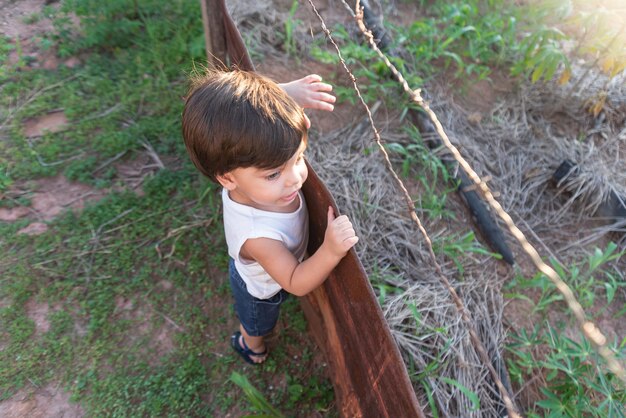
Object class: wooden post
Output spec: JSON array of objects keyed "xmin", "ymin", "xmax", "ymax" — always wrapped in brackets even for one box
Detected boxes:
[
  {"xmin": 301, "ymin": 162, "xmax": 425, "ymax": 418},
  {"xmin": 204, "ymin": 2, "xmax": 423, "ymax": 414},
  {"xmin": 200, "ymin": 0, "xmax": 227, "ymax": 66}
]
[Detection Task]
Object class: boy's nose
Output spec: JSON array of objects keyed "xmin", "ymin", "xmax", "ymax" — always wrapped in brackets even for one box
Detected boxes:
[{"xmin": 285, "ymin": 167, "xmax": 302, "ymax": 187}]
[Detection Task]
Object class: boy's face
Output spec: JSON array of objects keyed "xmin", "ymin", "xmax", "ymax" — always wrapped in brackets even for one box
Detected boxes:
[{"xmin": 217, "ymin": 140, "xmax": 308, "ymax": 213}]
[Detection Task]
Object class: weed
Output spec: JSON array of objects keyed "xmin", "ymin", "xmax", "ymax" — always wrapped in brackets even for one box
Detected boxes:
[
  {"xmin": 283, "ymin": 0, "xmax": 301, "ymax": 57},
  {"xmin": 385, "ymin": 125, "xmax": 457, "ymax": 220},
  {"xmin": 435, "ymin": 231, "xmax": 500, "ymax": 272},
  {"xmin": 231, "ymin": 371, "xmax": 286, "ymax": 417},
  {"xmin": 0, "ymin": 165, "xmax": 12, "ymax": 192},
  {"xmin": 510, "ymin": 26, "xmax": 570, "ymax": 83},
  {"xmin": 440, "ymin": 377, "xmax": 481, "ymax": 411},
  {"xmin": 508, "ymin": 321, "xmax": 626, "ymax": 417},
  {"xmin": 505, "ymin": 243, "xmax": 626, "ymax": 416},
  {"xmin": 508, "ymin": 244, "xmax": 626, "ymax": 311},
  {"xmin": 0, "ymin": 35, "xmax": 16, "ymax": 79},
  {"xmin": 311, "ymin": 24, "xmax": 388, "ymax": 105},
  {"xmin": 397, "ymin": 0, "xmax": 517, "ymax": 80},
  {"xmin": 63, "ymin": 156, "xmax": 98, "ymax": 184}
]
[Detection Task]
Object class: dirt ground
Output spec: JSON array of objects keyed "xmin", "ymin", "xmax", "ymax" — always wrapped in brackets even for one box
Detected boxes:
[{"xmin": 0, "ymin": 1, "xmax": 83, "ymax": 415}]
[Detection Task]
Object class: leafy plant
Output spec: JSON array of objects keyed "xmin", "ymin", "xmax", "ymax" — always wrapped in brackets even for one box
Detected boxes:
[
  {"xmin": 283, "ymin": 0, "xmax": 300, "ymax": 56},
  {"xmin": 310, "ymin": 24, "xmax": 394, "ymax": 105},
  {"xmin": 398, "ymin": 0, "xmax": 518, "ymax": 80},
  {"xmin": 230, "ymin": 372, "xmax": 285, "ymax": 418},
  {"xmin": 508, "ymin": 322, "xmax": 626, "ymax": 417},
  {"xmin": 510, "ymin": 26, "xmax": 570, "ymax": 83},
  {"xmin": 0, "ymin": 165, "xmax": 12, "ymax": 192},
  {"xmin": 436, "ymin": 231, "xmax": 500, "ymax": 273},
  {"xmin": 440, "ymin": 377, "xmax": 481, "ymax": 411},
  {"xmin": 385, "ymin": 124, "xmax": 457, "ymax": 220},
  {"xmin": 505, "ymin": 243, "xmax": 626, "ymax": 416}
]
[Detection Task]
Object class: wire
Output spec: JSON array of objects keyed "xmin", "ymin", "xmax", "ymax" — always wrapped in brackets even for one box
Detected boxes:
[{"xmin": 306, "ymin": 0, "xmax": 524, "ymax": 416}]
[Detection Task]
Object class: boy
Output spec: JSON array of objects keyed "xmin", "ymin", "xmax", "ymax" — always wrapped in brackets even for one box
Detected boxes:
[{"xmin": 182, "ymin": 70, "xmax": 358, "ymax": 364}]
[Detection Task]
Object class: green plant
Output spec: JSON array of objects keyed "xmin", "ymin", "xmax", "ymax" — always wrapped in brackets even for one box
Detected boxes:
[
  {"xmin": 436, "ymin": 231, "xmax": 501, "ymax": 272},
  {"xmin": 505, "ymin": 243, "xmax": 626, "ymax": 416},
  {"xmin": 310, "ymin": 24, "xmax": 393, "ymax": 105},
  {"xmin": 508, "ymin": 322, "xmax": 625, "ymax": 417},
  {"xmin": 510, "ymin": 26, "xmax": 570, "ymax": 83},
  {"xmin": 366, "ymin": 261, "xmax": 404, "ymax": 305},
  {"xmin": 386, "ymin": 0, "xmax": 524, "ymax": 83},
  {"xmin": 0, "ymin": 165, "xmax": 12, "ymax": 192},
  {"xmin": 385, "ymin": 124, "xmax": 457, "ymax": 220},
  {"xmin": 440, "ymin": 377, "xmax": 481, "ymax": 411},
  {"xmin": 283, "ymin": 0, "xmax": 300, "ymax": 56},
  {"xmin": 230, "ymin": 371, "xmax": 285, "ymax": 418},
  {"xmin": 63, "ymin": 156, "xmax": 98, "ymax": 183}
]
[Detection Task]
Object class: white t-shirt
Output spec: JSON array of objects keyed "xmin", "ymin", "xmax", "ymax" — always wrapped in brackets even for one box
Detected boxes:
[{"xmin": 222, "ymin": 188, "xmax": 309, "ymax": 299}]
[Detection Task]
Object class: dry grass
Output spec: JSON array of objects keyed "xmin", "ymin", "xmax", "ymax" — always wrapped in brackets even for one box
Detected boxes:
[
  {"xmin": 307, "ymin": 61, "xmax": 625, "ymax": 416},
  {"xmin": 434, "ymin": 66, "xmax": 626, "ymax": 256},
  {"xmin": 307, "ymin": 110, "xmax": 510, "ymax": 416}
]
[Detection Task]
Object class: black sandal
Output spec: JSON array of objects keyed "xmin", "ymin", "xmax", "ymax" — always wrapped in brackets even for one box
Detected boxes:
[{"xmin": 230, "ymin": 331, "xmax": 267, "ymax": 365}]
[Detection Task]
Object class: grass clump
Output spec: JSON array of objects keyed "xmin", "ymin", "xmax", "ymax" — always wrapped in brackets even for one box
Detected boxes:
[{"xmin": 505, "ymin": 243, "xmax": 626, "ymax": 417}]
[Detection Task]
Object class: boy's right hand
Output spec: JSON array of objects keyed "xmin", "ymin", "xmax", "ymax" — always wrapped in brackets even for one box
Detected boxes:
[{"xmin": 323, "ymin": 206, "xmax": 358, "ymax": 257}]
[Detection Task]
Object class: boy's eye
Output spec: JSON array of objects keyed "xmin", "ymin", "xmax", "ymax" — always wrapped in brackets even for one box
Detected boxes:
[{"xmin": 266, "ymin": 171, "xmax": 280, "ymax": 180}]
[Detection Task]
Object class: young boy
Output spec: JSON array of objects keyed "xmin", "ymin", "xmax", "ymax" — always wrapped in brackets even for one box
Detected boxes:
[{"xmin": 181, "ymin": 70, "xmax": 358, "ymax": 364}]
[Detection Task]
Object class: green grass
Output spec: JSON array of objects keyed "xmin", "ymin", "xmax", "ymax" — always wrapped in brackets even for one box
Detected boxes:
[
  {"xmin": 0, "ymin": 0, "xmax": 334, "ymax": 415},
  {"xmin": 505, "ymin": 244, "xmax": 626, "ymax": 417}
]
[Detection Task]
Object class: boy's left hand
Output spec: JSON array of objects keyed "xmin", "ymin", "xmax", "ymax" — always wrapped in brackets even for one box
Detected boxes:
[
  {"xmin": 280, "ymin": 74, "xmax": 336, "ymax": 113},
  {"xmin": 323, "ymin": 206, "xmax": 358, "ymax": 258}
]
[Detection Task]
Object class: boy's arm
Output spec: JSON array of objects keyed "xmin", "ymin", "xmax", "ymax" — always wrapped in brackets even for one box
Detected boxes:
[{"xmin": 242, "ymin": 207, "xmax": 358, "ymax": 297}]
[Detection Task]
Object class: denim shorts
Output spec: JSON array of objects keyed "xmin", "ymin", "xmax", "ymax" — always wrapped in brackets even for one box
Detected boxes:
[{"xmin": 229, "ymin": 258, "xmax": 288, "ymax": 337}]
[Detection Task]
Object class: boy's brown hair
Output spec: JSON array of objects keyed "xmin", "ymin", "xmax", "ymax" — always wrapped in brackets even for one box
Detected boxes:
[{"xmin": 182, "ymin": 70, "xmax": 308, "ymax": 183}]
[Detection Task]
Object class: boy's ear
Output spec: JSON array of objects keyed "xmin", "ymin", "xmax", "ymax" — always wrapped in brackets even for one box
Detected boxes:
[{"xmin": 216, "ymin": 172, "xmax": 236, "ymax": 190}]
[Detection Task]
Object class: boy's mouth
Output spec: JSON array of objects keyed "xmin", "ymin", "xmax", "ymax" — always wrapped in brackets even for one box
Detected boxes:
[{"xmin": 282, "ymin": 191, "xmax": 298, "ymax": 201}]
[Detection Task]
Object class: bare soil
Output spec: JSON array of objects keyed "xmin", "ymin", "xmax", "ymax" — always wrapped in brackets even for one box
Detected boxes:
[
  {"xmin": 23, "ymin": 112, "xmax": 69, "ymax": 138},
  {"xmin": 0, "ymin": 0, "xmax": 55, "ymax": 39},
  {"xmin": 1, "ymin": 0, "xmax": 80, "ymax": 70},
  {"xmin": 0, "ymin": 383, "xmax": 84, "ymax": 418},
  {"xmin": 0, "ymin": 175, "xmax": 108, "ymax": 224}
]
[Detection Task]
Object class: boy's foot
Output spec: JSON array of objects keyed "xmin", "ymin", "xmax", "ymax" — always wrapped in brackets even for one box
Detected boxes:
[{"xmin": 230, "ymin": 331, "xmax": 267, "ymax": 364}]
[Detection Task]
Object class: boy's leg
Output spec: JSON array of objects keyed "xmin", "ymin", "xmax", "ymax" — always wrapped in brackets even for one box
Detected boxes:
[{"xmin": 238, "ymin": 324, "xmax": 267, "ymax": 364}]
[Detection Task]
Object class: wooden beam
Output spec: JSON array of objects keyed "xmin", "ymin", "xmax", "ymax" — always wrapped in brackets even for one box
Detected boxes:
[
  {"xmin": 200, "ymin": 0, "xmax": 227, "ymax": 66},
  {"xmin": 301, "ymin": 162, "xmax": 425, "ymax": 418}
]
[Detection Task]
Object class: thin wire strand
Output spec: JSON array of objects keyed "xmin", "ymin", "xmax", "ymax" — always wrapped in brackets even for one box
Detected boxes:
[
  {"xmin": 305, "ymin": 0, "xmax": 522, "ymax": 416},
  {"xmin": 349, "ymin": 0, "xmax": 625, "ymax": 384}
]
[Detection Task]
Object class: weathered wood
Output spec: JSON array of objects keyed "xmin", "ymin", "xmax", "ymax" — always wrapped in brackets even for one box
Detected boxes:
[
  {"xmin": 200, "ymin": 0, "xmax": 227, "ymax": 66},
  {"xmin": 202, "ymin": 0, "xmax": 255, "ymax": 70},
  {"xmin": 301, "ymin": 161, "xmax": 425, "ymax": 418}
]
